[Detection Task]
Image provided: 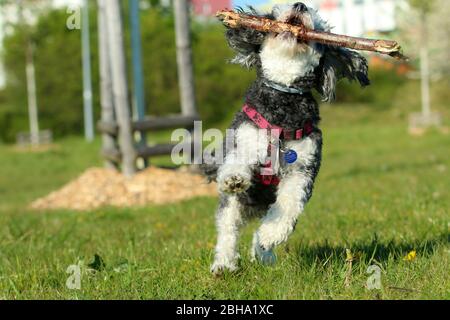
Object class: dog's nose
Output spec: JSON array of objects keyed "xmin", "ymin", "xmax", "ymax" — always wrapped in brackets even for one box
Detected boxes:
[{"xmin": 294, "ymin": 2, "xmax": 308, "ymax": 12}]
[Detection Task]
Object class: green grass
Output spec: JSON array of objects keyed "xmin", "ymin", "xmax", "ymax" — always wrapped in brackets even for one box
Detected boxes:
[{"xmin": 0, "ymin": 105, "xmax": 449, "ymax": 300}]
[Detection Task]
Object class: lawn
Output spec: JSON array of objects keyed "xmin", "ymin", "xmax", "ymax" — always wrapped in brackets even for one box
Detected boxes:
[{"xmin": 0, "ymin": 105, "xmax": 448, "ymax": 300}]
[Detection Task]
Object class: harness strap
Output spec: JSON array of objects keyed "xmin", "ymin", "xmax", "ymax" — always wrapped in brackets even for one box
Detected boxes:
[
  {"xmin": 243, "ymin": 104, "xmax": 314, "ymax": 141},
  {"xmin": 242, "ymin": 104, "xmax": 315, "ymax": 187},
  {"xmin": 242, "ymin": 104, "xmax": 282, "ymax": 133}
]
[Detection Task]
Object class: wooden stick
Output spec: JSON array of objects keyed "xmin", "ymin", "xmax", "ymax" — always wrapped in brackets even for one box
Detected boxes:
[{"xmin": 216, "ymin": 10, "xmax": 406, "ymax": 60}]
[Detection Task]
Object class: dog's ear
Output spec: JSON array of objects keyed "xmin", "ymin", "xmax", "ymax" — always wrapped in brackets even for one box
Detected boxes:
[
  {"xmin": 226, "ymin": 28, "xmax": 263, "ymax": 69},
  {"xmin": 225, "ymin": 6, "xmax": 269, "ymax": 69},
  {"xmin": 316, "ymin": 46, "xmax": 370, "ymax": 102}
]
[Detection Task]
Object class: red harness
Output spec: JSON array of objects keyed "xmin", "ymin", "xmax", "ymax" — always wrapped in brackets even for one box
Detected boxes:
[{"xmin": 243, "ymin": 104, "xmax": 314, "ymax": 186}]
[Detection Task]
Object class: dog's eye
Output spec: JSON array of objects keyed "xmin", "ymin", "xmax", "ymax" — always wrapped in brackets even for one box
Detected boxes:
[{"xmin": 293, "ymin": 2, "xmax": 308, "ymax": 12}]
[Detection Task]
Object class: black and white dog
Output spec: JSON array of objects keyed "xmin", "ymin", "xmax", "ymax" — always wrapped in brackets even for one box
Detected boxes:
[{"xmin": 206, "ymin": 2, "xmax": 370, "ymax": 275}]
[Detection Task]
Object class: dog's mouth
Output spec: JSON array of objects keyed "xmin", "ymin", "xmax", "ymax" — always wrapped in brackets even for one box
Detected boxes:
[
  {"xmin": 286, "ymin": 11, "xmax": 314, "ymax": 30},
  {"xmin": 277, "ymin": 12, "xmax": 313, "ymax": 44}
]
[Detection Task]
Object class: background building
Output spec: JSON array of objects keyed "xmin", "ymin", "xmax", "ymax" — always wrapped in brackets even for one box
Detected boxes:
[
  {"xmin": 191, "ymin": 0, "xmax": 232, "ymax": 17},
  {"xmin": 258, "ymin": 0, "xmax": 398, "ymax": 37},
  {"xmin": 310, "ymin": 0, "xmax": 397, "ymax": 36}
]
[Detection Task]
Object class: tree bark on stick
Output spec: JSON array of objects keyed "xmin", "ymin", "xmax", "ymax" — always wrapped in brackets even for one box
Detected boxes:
[{"xmin": 216, "ymin": 10, "xmax": 405, "ymax": 59}]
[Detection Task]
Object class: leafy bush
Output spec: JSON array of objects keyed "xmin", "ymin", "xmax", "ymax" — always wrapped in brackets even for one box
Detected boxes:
[
  {"xmin": 335, "ymin": 68, "xmax": 407, "ymax": 108},
  {"xmin": 1, "ymin": 9, "xmax": 95, "ymax": 142}
]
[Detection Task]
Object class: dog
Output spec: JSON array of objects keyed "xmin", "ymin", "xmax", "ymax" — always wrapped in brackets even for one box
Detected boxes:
[{"xmin": 205, "ymin": 2, "xmax": 370, "ymax": 275}]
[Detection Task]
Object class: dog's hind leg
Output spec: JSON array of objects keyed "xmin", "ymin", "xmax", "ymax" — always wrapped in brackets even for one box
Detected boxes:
[
  {"xmin": 211, "ymin": 195, "xmax": 244, "ymax": 275},
  {"xmin": 252, "ymin": 133, "xmax": 322, "ymax": 264}
]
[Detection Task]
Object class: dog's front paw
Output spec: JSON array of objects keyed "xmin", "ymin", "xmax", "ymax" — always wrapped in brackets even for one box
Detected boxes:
[
  {"xmin": 210, "ymin": 261, "xmax": 238, "ymax": 276},
  {"xmin": 257, "ymin": 219, "xmax": 293, "ymax": 250},
  {"xmin": 218, "ymin": 174, "xmax": 251, "ymax": 194}
]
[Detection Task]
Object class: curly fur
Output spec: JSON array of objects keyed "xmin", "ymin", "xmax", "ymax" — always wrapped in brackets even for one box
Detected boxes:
[{"xmin": 207, "ymin": 3, "xmax": 370, "ymax": 275}]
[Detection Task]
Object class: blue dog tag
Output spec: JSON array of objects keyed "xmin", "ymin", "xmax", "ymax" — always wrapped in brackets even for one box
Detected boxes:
[{"xmin": 284, "ymin": 149, "xmax": 297, "ymax": 164}]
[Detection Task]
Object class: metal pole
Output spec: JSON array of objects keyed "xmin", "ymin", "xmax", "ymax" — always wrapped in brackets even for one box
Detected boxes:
[
  {"xmin": 25, "ymin": 42, "xmax": 40, "ymax": 146},
  {"xmin": 98, "ymin": 0, "xmax": 118, "ymax": 169},
  {"xmin": 420, "ymin": 12, "xmax": 431, "ymax": 117},
  {"xmin": 105, "ymin": 0, "xmax": 137, "ymax": 177},
  {"xmin": 81, "ymin": 0, "xmax": 94, "ymax": 141},
  {"xmin": 129, "ymin": 0, "xmax": 146, "ymax": 122},
  {"xmin": 17, "ymin": 0, "xmax": 40, "ymax": 146},
  {"xmin": 173, "ymin": 0, "xmax": 198, "ymax": 117},
  {"xmin": 129, "ymin": 0, "xmax": 148, "ymax": 167}
]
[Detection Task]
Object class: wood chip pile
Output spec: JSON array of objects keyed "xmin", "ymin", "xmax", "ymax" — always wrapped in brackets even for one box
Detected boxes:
[{"xmin": 31, "ymin": 167, "xmax": 217, "ymax": 211}]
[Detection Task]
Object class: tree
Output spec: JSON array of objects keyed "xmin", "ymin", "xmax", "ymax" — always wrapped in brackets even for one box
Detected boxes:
[
  {"xmin": 2, "ymin": 8, "xmax": 96, "ymax": 141},
  {"xmin": 1, "ymin": 0, "xmax": 51, "ymax": 144},
  {"xmin": 413, "ymin": 0, "xmax": 433, "ymax": 117},
  {"xmin": 397, "ymin": 0, "xmax": 450, "ymax": 79},
  {"xmin": 397, "ymin": 0, "xmax": 448, "ymax": 130}
]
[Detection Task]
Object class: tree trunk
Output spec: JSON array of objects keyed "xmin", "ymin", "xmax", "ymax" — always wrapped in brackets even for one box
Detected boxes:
[
  {"xmin": 104, "ymin": 0, "xmax": 137, "ymax": 177},
  {"xmin": 98, "ymin": 0, "xmax": 118, "ymax": 170},
  {"xmin": 174, "ymin": 0, "xmax": 198, "ymax": 117},
  {"xmin": 81, "ymin": 0, "xmax": 94, "ymax": 142},
  {"xmin": 25, "ymin": 42, "xmax": 40, "ymax": 146}
]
